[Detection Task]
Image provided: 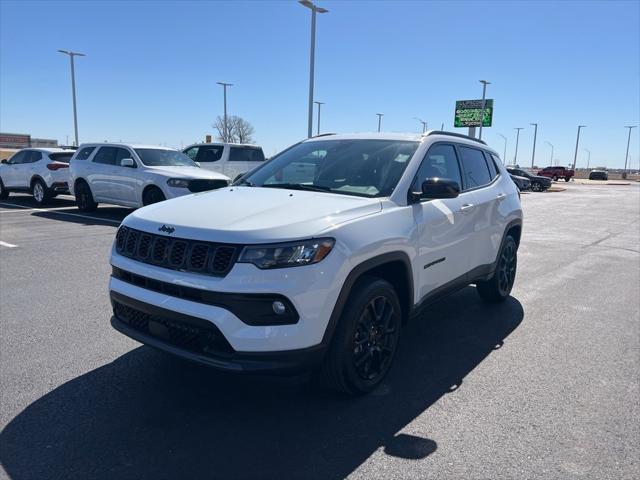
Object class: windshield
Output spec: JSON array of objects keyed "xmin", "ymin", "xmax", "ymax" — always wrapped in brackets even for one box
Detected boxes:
[
  {"xmin": 240, "ymin": 139, "xmax": 419, "ymax": 198},
  {"xmin": 135, "ymin": 148, "xmax": 197, "ymax": 167}
]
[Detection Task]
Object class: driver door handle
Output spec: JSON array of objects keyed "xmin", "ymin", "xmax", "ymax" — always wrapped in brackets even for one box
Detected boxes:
[
  {"xmin": 460, "ymin": 203, "xmax": 475, "ymax": 213},
  {"xmin": 497, "ymin": 193, "xmax": 506, "ymax": 200}
]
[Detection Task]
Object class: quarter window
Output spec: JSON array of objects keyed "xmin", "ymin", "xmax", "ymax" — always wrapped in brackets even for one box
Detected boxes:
[
  {"xmin": 411, "ymin": 144, "xmax": 462, "ymax": 192},
  {"xmin": 92, "ymin": 146, "xmax": 118, "ymax": 166},
  {"xmin": 458, "ymin": 146, "xmax": 492, "ymax": 189},
  {"xmin": 75, "ymin": 146, "xmax": 95, "ymax": 160},
  {"xmin": 229, "ymin": 146, "xmax": 265, "ymax": 162},
  {"xmin": 484, "ymin": 152, "xmax": 499, "ymax": 179}
]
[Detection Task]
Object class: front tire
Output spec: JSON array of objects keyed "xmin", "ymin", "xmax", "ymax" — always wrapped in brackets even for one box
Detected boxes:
[
  {"xmin": 318, "ymin": 276, "xmax": 402, "ymax": 395},
  {"xmin": 75, "ymin": 181, "xmax": 98, "ymax": 212},
  {"xmin": 142, "ymin": 186, "xmax": 166, "ymax": 206},
  {"xmin": 32, "ymin": 179, "xmax": 50, "ymax": 205},
  {"xmin": 0, "ymin": 179, "xmax": 8, "ymax": 200},
  {"xmin": 564, "ymin": 176, "xmax": 571, "ymax": 182},
  {"xmin": 552, "ymin": 175, "xmax": 558, "ymax": 181},
  {"xmin": 476, "ymin": 235, "xmax": 518, "ymax": 303}
]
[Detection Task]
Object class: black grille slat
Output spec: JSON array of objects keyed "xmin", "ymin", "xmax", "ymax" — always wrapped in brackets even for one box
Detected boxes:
[
  {"xmin": 115, "ymin": 227, "xmax": 238, "ymax": 277},
  {"xmin": 188, "ymin": 179, "xmax": 228, "ymax": 193},
  {"xmin": 113, "ymin": 300, "xmax": 234, "ymax": 356}
]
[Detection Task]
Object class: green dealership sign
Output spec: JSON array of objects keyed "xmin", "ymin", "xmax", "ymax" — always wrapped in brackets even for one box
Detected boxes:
[{"xmin": 454, "ymin": 99, "xmax": 493, "ymax": 127}]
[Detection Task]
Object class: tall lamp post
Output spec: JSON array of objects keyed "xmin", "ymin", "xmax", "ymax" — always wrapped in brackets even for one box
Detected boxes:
[
  {"xmin": 376, "ymin": 113, "xmax": 384, "ymax": 132},
  {"xmin": 497, "ymin": 133, "xmax": 507, "ymax": 163},
  {"xmin": 572, "ymin": 125, "xmax": 586, "ymax": 170},
  {"xmin": 57, "ymin": 49, "xmax": 85, "ymax": 147},
  {"xmin": 530, "ymin": 123, "xmax": 538, "ymax": 168},
  {"xmin": 513, "ymin": 127, "xmax": 523, "ymax": 164},
  {"xmin": 314, "ymin": 101, "xmax": 324, "ymax": 136},
  {"xmin": 583, "ymin": 148, "xmax": 591, "ymax": 169},
  {"xmin": 216, "ymin": 82, "xmax": 233, "ymax": 142},
  {"xmin": 299, "ymin": 0, "xmax": 328, "ymax": 139},
  {"xmin": 545, "ymin": 141, "xmax": 554, "ymax": 167},
  {"xmin": 414, "ymin": 117, "xmax": 427, "ymax": 133},
  {"xmin": 623, "ymin": 125, "xmax": 637, "ymax": 178},
  {"xmin": 478, "ymin": 80, "xmax": 491, "ymax": 140}
]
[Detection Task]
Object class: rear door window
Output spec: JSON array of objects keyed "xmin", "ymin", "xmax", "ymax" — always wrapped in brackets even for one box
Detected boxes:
[
  {"xmin": 229, "ymin": 146, "xmax": 265, "ymax": 162},
  {"xmin": 458, "ymin": 146, "xmax": 492, "ymax": 189},
  {"xmin": 28, "ymin": 151, "xmax": 43, "ymax": 163},
  {"xmin": 92, "ymin": 147, "xmax": 118, "ymax": 165}
]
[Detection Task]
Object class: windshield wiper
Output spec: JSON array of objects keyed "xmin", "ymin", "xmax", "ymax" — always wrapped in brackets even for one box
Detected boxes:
[{"xmin": 261, "ymin": 183, "xmax": 332, "ymax": 192}]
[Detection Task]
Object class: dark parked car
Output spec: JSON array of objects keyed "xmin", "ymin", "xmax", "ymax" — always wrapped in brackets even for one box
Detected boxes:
[
  {"xmin": 537, "ymin": 166, "xmax": 574, "ymax": 182},
  {"xmin": 509, "ymin": 174, "xmax": 531, "ymax": 192},
  {"xmin": 507, "ymin": 167, "xmax": 552, "ymax": 192},
  {"xmin": 589, "ymin": 169, "xmax": 608, "ymax": 180}
]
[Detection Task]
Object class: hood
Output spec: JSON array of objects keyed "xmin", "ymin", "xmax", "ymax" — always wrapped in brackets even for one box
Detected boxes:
[
  {"xmin": 124, "ymin": 186, "xmax": 382, "ymax": 243},
  {"xmin": 146, "ymin": 165, "xmax": 229, "ymax": 180}
]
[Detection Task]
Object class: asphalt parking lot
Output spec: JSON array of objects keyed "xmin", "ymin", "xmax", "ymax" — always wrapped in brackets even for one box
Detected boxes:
[{"xmin": 1, "ymin": 183, "xmax": 638, "ymax": 480}]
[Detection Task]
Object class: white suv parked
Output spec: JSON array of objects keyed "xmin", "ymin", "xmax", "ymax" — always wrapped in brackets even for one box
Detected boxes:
[
  {"xmin": 182, "ymin": 142, "xmax": 266, "ymax": 180},
  {"xmin": 0, "ymin": 147, "xmax": 75, "ymax": 204},
  {"xmin": 109, "ymin": 132, "xmax": 523, "ymax": 394},
  {"xmin": 69, "ymin": 143, "xmax": 230, "ymax": 211}
]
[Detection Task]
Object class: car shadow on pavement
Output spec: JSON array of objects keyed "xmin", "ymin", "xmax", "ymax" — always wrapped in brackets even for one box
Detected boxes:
[{"xmin": 0, "ymin": 288, "xmax": 523, "ymax": 480}]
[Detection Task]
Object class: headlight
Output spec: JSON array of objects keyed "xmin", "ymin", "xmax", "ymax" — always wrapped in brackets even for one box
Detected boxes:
[
  {"xmin": 167, "ymin": 178, "xmax": 190, "ymax": 188},
  {"xmin": 238, "ymin": 238, "xmax": 335, "ymax": 269}
]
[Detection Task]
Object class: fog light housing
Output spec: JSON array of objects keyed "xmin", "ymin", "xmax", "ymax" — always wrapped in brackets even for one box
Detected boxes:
[{"xmin": 272, "ymin": 301, "xmax": 286, "ymax": 315}]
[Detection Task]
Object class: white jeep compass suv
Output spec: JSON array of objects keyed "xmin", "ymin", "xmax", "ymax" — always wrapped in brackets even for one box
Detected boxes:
[
  {"xmin": 69, "ymin": 143, "xmax": 230, "ymax": 211},
  {"xmin": 109, "ymin": 132, "xmax": 523, "ymax": 394}
]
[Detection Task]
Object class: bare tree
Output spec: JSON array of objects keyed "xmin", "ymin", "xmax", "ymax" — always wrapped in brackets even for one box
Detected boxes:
[{"xmin": 212, "ymin": 115, "xmax": 255, "ymax": 144}]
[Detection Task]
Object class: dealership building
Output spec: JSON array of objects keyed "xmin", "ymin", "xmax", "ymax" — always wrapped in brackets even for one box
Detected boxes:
[{"xmin": 0, "ymin": 132, "xmax": 58, "ymax": 149}]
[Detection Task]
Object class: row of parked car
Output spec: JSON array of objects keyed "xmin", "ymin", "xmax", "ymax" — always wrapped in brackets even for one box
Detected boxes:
[{"xmin": 0, "ymin": 142, "xmax": 266, "ymax": 207}]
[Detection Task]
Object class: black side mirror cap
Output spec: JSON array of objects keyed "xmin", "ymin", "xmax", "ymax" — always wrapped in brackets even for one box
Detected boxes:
[
  {"xmin": 0, "ymin": 159, "xmax": 7, "ymax": 164},
  {"xmin": 411, "ymin": 177, "xmax": 460, "ymax": 201}
]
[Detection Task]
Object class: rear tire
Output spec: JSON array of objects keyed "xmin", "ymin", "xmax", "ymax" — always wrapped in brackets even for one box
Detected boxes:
[
  {"xmin": 32, "ymin": 179, "xmax": 51, "ymax": 205},
  {"xmin": 75, "ymin": 180, "xmax": 98, "ymax": 212},
  {"xmin": 318, "ymin": 276, "xmax": 402, "ymax": 395},
  {"xmin": 531, "ymin": 182, "xmax": 542, "ymax": 192},
  {"xmin": 476, "ymin": 235, "xmax": 518, "ymax": 303},
  {"xmin": 142, "ymin": 186, "xmax": 166, "ymax": 206},
  {"xmin": 0, "ymin": 179, "xmax": 8, "ymax": 200},
  {"xmin": 564, "ymin": 176, "xmax": 571, "ymax": 182},
  {"xmin": 552, "ymin": 175, "xmax": 558, "ymax": 181}
]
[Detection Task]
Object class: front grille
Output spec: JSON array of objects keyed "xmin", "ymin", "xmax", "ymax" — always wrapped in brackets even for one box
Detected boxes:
[
  {"xmin": 115, "ymin": 226, "xmax": 239, "ymax": 277},
  {"xmin": 188, "ymin": 179, "xmax": 229, "ymax": 193},
  {"xmin": 113, "ymin": 300, "xmax": 234, "ymax": 356}
]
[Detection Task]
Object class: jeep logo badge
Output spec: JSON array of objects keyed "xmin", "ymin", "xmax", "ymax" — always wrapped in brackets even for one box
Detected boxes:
[{"xmin": 158, "ymin": 225, "xmax": 175, "ymax": 234}]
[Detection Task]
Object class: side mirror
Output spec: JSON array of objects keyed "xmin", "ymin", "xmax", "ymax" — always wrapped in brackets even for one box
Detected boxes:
[
  {"xmin": 412, "ymin": 177, "xmax": 460, "ymax": 201},
  {"xmin": 120, "ymin": 158, "xmax": 136, "ymax": 168},
  {"xmin": 0, "ymin": 159, "xmax": 7, "ymax": 164}
]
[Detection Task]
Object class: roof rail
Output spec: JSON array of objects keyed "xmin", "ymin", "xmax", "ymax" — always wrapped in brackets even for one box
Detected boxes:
[
  {"xmin": 425, "ymin": 130, "xmax": 487, "ymax": 145},
  {"xmin": 311, "ymin": 132, "xmax": 336, "ymax": 138}
]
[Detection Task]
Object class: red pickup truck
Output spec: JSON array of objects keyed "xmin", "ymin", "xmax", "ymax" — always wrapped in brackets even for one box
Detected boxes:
[{"xmin": 537, "ymin": 166, "xmax": 574, "ymax": 182}]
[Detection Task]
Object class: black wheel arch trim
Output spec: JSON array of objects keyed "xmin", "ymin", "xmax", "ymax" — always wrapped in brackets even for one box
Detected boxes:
[{"xmin": 321, "ymin": 251, "xmax": 414, "ymax": 348}]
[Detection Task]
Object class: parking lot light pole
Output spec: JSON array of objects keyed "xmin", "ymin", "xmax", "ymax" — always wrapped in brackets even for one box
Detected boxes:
[
  {"xmin": 583, "ymin": 148, "xmax": 591, "ymax": 169},
  {"xmin": 299, "ymin": 0, "xmax": 328, "ymax": 139},
  {"xmin": 545, "ymin": 141, "xmax": 554, "ymax": 167},
  {"xmin": 530, "ymin": 123, "xmax": 538, "ymax": 168},
  {"xmin": 478, "ymin": 80, "xmax": 490, "ymax": 140},
  {"xmin": 376, "ymin": 113, "xmax": 383, "ymax": 132},
  {"xmin": 623, "ymin": 126, "xmax": 637, "ymax": 178},
  {"xmin": 498, "ymin": 133, "xmax": 507, "ymax": 163},
  {"xmin": 414, "ymin": 117, "xmax": 427, "ymax": 133},
  {"xmin": 314, "ymin": 101, "xmax": 324, "ymax": 135},
  {"xmin": 513, "ymin": 127, "xmax": 523, "ymax": 164},
  {"xmin": 57, "ymin": 49, "xmax": 85, "ymax": 147},
  {"xmin": 216, "ymin": 82, "xmax": 233, "ymax": 142},
  {"xmin": 572, "ymin": 125, "xmax": 586, "ymax": 170}
]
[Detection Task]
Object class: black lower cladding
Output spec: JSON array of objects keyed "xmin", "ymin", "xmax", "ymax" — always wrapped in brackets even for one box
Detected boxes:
[
  {"xmin": 110, "ymin": 291, "xmax": 326, "ymax": 373},
  {"xmin": 112, "ymin": 266, "xmax": 299, "ymax": 326}
]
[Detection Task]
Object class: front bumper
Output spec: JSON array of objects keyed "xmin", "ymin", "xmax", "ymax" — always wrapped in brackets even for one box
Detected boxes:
[{"xmin": 111, "ymin": 291, "xmax": 326, "ymax": 373}]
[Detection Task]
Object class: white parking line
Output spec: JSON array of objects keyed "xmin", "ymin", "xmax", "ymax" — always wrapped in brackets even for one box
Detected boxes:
[
  {"xmin": 0, "ymin": 202, "xmax": 121, "ymax": 225},
  {"xmin": 0, "ymin": 241, "xmax": 18, "ymax": 248}
]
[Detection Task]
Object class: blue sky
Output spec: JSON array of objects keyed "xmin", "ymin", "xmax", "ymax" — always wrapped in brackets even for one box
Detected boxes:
[{"xmin": 1, "ymin": 0, "xmax": 638, "ymax": 168}]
